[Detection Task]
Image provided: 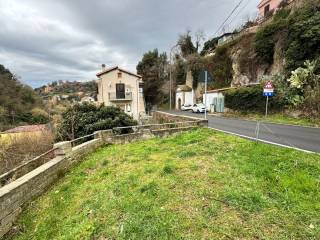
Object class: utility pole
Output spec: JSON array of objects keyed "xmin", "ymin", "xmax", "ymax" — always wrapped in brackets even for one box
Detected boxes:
[
  {"xmin": 169, "ymin": 44, "xmax": 178, "ymax": 111},
  {"xmin": 169, "ymin": 53, "xmax": 172, "ymax": 111}
]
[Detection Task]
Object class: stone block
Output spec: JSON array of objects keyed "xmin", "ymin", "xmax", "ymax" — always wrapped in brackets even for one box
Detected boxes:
[{"xmin": 54, "ymin": 141, "xmax": 72, "ymax": 156}]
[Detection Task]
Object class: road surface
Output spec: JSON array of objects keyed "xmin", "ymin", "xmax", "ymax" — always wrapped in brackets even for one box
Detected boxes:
[{"xmin": 163, "ymin": 110, "xmax": 320, "ymax": 153}]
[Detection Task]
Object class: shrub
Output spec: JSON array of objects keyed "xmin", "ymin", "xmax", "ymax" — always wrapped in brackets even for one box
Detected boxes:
[
  {"xmin": 207, "ymin": 46, "xmax": 233, "ymax": 89},
  {"xmin": 224, "ymin": 85, "xmax": 284, "ymax": 113},
  {"xmin": 56, "ymin": 103, "xmax": 137, "ymax": 141},
  {"xmin": 254, "ymin": 1, "xmax": 320, "ymax": 73},
  {"xmin": 254, "ymin": 9, "xmax": 290, "ymax": 65},
  {"xmin": 285, "ymin": 0, "xmax": 320, "ymax": 72},
  {"xmin": 288, "ymin": 60, "xmax": 320, "ymax": 117},
  {"xmin": 30, "ymin": 108, "xmax": 50, "ymax": 124}
]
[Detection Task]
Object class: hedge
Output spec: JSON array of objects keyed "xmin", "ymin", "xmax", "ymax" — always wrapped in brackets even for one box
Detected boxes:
[{"xmin": 224, "ymin": 85, "xmax": 284, "ymax": 113}]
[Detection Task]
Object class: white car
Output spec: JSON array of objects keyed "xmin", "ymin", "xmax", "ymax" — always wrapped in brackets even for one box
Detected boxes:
[
  {"xmin": 192, "ymin": 103, "xmax": 208, "ymax": 113},
  {"xmin": 181, "ymin": 104, "xmax": 193, "ymax": 111}
]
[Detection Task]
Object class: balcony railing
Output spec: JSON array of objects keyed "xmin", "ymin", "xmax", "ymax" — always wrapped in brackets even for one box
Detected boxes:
[{"xmin": 108, "ymin": 92, "xmax": 132, "ymax": 101}]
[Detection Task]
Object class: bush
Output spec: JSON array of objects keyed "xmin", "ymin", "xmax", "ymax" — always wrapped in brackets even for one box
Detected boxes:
[
  {"xmin": 254, "ymin": 1, "xmax": 320, "ymax": 73},
  {"xmin": 207, "ymin": 46, "xmax": 233, "ymax": 89},
  {"xmin": 285, "ymin": 0, "xmax": 320, "ymax": 72},
  {"xmin": 56, "ymin": 103, "xmax": 137, "ymax": 141},
  {"xmin": 254, "ymin": 9, "xmax": 290, "ymax": 65},
  {"xmin": 224, "ymin": 85, "xmax": 284, "ymax": 113},
  {"xmin": 288, "ymin": 60, "xmax": 320, "ymax": 117},
  {"xmin": 30, "ymin": 108, "xmax": 50, "ymax": 124}
]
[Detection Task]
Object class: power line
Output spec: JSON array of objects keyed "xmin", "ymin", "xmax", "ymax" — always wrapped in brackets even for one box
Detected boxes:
[
  {"xmin": 214, "ymin": 0, "xmax": 247, "ymax": 35},
  {"xmin": 228, "ymin": 0, "xmax": 253, "ymax": 28}
]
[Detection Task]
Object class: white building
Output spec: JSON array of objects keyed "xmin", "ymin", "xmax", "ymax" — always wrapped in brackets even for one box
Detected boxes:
[
  {"xmin": 175, "ymin": 71, "xmax": 196, "ymax": 109},
  {"xmin": 176, "ymin": 85, "xmax": 194, "ymax": 109}
]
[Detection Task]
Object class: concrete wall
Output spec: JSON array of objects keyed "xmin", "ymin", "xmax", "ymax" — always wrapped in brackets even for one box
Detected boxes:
[
  {"xmin": 0, "ymin": 115, "xmax": 206, "ymax": 239},
  {"xmin": 152, "ymin": 111, "xmax": 208, "ymax": 126},
  {"xmin": 0, "ymin": 138, "xmax": 104, "ymax": 239}
]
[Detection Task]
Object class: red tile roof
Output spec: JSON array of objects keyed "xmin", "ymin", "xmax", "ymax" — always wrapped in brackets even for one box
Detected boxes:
[
  {"xmin": 4, "ymin": 124, "xmax": 48, "ymax": 133},
  {"xmin": 96, "ymin": 66, "xmax": 142, "ymax": 78}
]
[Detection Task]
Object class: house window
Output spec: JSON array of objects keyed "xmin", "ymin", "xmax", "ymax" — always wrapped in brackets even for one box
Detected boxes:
[
  {"xmin": 117, "ymin": 72, "xmax": 122, "ymax": 78},
  {"xmin": 264, "ymin": 4, "xmax": 270, "ymax": 16}
]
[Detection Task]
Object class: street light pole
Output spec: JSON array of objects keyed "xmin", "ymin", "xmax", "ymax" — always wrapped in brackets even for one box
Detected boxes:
[
  {"xmin": 204, "ymin": 71, "xmax": 208, "ymax": 120},
  {"xmin": 169, "ymin": 44, "xmax": 178, "ymax": 111},
  {"xmin": 169, "ymin": 51, "xmax": 172, "ymax": 111}
]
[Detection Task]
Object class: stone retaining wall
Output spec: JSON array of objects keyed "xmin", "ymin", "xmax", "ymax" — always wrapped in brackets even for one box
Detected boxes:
[
  {"xmin": 152, "ymin": 111, "xmax": 208, "ymax": 126},
  {"xmin": 0, "ymin": 114, "xmax": 206, "ymax": 239}
]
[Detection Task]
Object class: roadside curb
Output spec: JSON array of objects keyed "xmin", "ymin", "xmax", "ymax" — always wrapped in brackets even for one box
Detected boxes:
[
  {"xmin": 208, "ymin": 127, "xmax": 317, "ymax": 154},
  {"xmin": 208, "ymin": 114, "xmax": 320, "ymax": 130}
]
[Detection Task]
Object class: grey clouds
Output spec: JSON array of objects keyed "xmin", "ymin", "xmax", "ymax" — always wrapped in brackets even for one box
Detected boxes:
[{"xmin": 0, "ymin": 0, "xmax": 259, "ymax": 87}]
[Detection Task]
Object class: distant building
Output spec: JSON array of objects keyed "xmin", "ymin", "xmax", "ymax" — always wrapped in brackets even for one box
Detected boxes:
[
  {"xmin": 96, "ymin": 65, "xmax": 146, "ymax": 120},
  {"xmin": 44, "ymin": 85, "xmax": 53, "ymax": 93},
  {"xmin": 176, "ymin": 71, "xmax": 195, "ymax": 110},
  {"xmin": 217, "ymin": 32, "xmax": 238, "ymax": 46},
  {"xmin": 176, "ymin": 85, "xmax": 194, "ymax": 110},
  {"xmin": 258, "ymin": 0, "xmax": 282, "ymax": 20}
]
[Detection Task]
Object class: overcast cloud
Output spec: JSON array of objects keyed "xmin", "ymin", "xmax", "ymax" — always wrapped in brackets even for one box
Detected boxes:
[{"xmin": 0, "ymin": 0, "xmax": 259, "ymax": 87}]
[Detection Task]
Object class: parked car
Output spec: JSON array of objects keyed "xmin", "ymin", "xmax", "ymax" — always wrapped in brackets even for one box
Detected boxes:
[
  {"xmin": 181, "ymin": 104, "xmax": 193, "ymax": 111},
  {"xmin": 192, "ymin": 103, "xmax": 208, "ymax": 113}
]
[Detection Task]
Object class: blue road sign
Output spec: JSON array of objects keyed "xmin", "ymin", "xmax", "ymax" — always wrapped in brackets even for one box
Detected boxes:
[{"xmin": 263, "ymin": 92, "xmax": 274, "ymax": 97}]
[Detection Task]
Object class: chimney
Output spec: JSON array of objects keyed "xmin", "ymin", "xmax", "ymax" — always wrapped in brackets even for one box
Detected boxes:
[{"xmin": 101, "ymin": 64, "xmax": 106, "ymax": 71}]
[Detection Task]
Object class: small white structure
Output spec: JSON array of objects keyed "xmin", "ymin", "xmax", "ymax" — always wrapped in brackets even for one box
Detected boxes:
[
  {"xmin": 217, "ymin": 32, "xmax": 238, "ymax": 46},
  {"xmin": 81, "ymin": 96, "xmax": 95, "ymax": 103},
  {"xmin": 203, "ymin": 87, "xmax": 236, "ymax": 113},
  {"xmin": 175, "ymin": 71, "xmax": 196, "ymax": 109},
  {"xmin": 176, "ymin": 85, "xmax": 194, "ymax": 110}
]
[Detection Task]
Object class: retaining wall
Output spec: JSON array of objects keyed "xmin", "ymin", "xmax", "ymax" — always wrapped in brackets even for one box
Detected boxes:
[
  {"xmin": 0, "ymin": 113, "xmax": 206, "ymax": 238},
  {"xmin": 152, "ymin": 111, "xmax": 208, "ymax": 126}
]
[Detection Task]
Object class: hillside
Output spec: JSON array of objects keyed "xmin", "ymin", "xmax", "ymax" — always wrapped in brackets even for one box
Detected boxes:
[
  {"xmin": 179, "ymin": 0, "xmax": 320, "ymax": 119},
  {"xmin": 0, "ymin": 65, "xmax": 48, "ymax": 131},
  {"xmin": 35, "ymin": 80, "xmax": 97, "ymax": 101}
]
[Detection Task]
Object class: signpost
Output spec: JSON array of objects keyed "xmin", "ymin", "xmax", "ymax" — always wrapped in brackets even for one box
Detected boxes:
[
  {"xmin": 263, "ymin": 81, "xmax": 274, "ymax": 118},
  {"xmin": 204, "ymin": 71, "xmax": 208, "ymax": 120}
]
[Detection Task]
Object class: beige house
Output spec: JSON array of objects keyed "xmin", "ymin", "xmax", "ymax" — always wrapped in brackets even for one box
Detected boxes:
[{"xmin": 96, "ymin": 65, "xmax": 145, "ymax": 120}]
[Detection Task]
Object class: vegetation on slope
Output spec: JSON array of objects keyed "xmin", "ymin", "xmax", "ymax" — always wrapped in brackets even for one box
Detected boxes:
[
  {"xmin": 12, "ymin": 129, "xmax": 320, "ymax": 239},
  {"xmin": 35, "ymin": 80, "xmax": 97, "ymax": 101},
  {"xmin": 0, "ymin": 65, "xmax": 48, "ymax": 131},
  {"xmin": 255, "ymin": 0, "xmax": 320, "ymax": 73}
]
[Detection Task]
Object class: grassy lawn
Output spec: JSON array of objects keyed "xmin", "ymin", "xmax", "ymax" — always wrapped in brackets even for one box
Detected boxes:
[
  {"xmin": 222, "ymin": 112, "xmax": 320, "ymax": 128},
  {"xmin": 12, "ymin": 129, "xmax": 320, "ymax": 239}
]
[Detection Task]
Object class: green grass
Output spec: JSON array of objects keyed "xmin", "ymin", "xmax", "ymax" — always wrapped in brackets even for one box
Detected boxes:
[
  {"xmin": 223, "ymin": 112, "xmax": 320, "ymax": 128},
  {"xmin": 12, "ymin": 129, "xmax": 320, "ymax": 239}
]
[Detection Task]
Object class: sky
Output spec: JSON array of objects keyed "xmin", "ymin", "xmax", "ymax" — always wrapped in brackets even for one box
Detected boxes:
[{"xmin": 0, "ymin": 0, "xmax": 260, "ymax": 88}]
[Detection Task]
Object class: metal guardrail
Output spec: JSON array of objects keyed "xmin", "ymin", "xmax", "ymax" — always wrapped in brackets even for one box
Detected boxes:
[
  {"xmin": 0, "ymin": 148, "xmax": 56, "ymax": 187},
  {"xmin": 70, "ymin": 133, "xmax": 95, "ymax": 147},
  {"xmin": 0, "ymin": 119, "xmax": 203, "ymax": 187},
  {"xmin": 113, "ymin": 120, "xmax": 203, "ymax": 133},
  {"xmin": 108, "ymin": 92, "xmax": 132, "ymax": 101}
]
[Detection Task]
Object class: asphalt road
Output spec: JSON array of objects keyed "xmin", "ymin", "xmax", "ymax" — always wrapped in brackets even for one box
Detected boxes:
[{"xmin": 164, "ymin": 110, "xmax": 320, "ymax": 153}]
